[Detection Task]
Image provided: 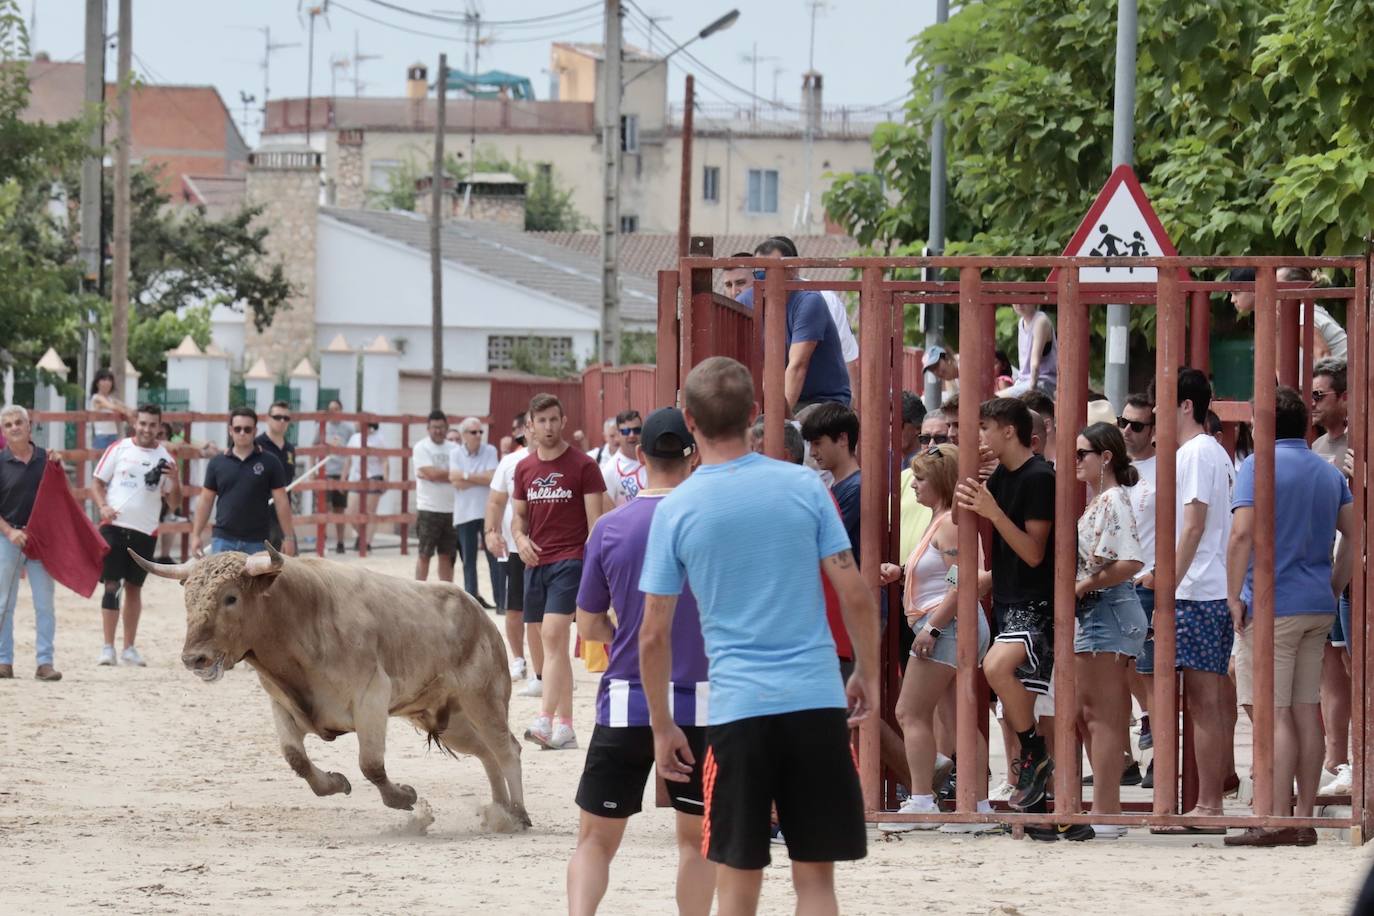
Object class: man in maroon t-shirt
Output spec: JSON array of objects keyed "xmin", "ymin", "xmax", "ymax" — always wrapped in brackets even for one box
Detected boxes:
[{"xmin": 512, "ymin": 393, "xmax": 606, "ymax": 750}]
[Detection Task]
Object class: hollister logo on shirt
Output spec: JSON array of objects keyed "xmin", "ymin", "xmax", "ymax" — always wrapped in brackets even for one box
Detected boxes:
[{"xmin": 528, "ymin": 472, "xmax": 573, "ymax": 502}]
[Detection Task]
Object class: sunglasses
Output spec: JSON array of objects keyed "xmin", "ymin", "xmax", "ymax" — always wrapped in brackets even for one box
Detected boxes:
[
  {"xmin": 231, "ymin": 425, "xmax": 255, "ymax": 434},
  {"xmin": 1312, "ymin": 389, "xmax": 1342, "ymax": 403},
  {"xmin": 269, "ymin": 414, "xmax": 291, "ymax": 422},
  {"xmin": 464, "ymin": 429, "xmax": 481, "ymax": 435},
  {"xmin": 1117, "ymin": 417, "xmax": 1154, "ymax": 433},
  {"xmin": 918, "ymin": 433, "xmax": 950, "ymax": 445},
  {"xmin": 1075, "ymin": 448, "xmax": 1101, "ymax": 463},
  {"xmin": 619, "ymin": 426, "xmax": 643, "ymax": 436}
]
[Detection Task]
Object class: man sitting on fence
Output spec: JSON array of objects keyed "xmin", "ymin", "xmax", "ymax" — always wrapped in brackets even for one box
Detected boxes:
[
  {"xmin": 1224, "ymin": 385, "xmax": 1355, "ymax": 847},
  {"xmin": 91, "ymin": 403, "xmax": 179, "ymax": 668},
  {"xmin": 191, "ymin": 407, "xmax": 296, "ymax": 558},
  {"xmin": 736, "ymin": 236, "xmax": 851, "ymax": 413}
]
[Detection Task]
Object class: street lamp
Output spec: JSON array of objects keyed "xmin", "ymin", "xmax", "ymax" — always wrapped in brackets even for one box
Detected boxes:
[
  {"xmin": 622, "ymin": 9, "xmax": 740, "ymax": 90},
  {"xmin": 602, "ymin": 7, "xmax": 740, "ymax": 367}
]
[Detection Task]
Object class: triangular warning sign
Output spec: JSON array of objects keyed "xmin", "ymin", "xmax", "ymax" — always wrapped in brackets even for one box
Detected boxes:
[{"xmin": 1049, "ymin": 164, "xmax": 1183, "ymax": 283}]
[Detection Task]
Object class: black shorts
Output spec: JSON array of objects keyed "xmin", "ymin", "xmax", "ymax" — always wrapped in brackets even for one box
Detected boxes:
[
  {"xmin": 416, "ymin": 510, "xmax": 457, "ymax": 558},
  {"xmin": 100, "ymin": 525, "xmax": 157, "ymax": 587},
  {"xmin": 576, "ymin": 724, "xmax": 708, "ymax": 819},
  {"xmin": 325, "ymin": 474, "xmax": 347, "ymax": 511},
  {"xmin": 502, "ymin": 554, "xmax": 525, "ymax": 612},
  {"xmin": 702, "ymin": 708, "xmax": 866, "ymax": 870},
  {"xmin": 992, "ymin": 599, "xmax": 1054, "ymax": 695},
  {"xmin": 523, "ymin": 558, "xmax": 582, "ymax": 624}
]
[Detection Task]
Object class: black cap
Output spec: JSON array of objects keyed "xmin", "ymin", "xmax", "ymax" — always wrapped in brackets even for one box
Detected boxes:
[
  {"xmin": 640, "ymin": 407, "xmax": 696, "ymax": 459},
  {"xmin": 1228, "ymin": 267, "xmax": 1256, "ymax": 282}
]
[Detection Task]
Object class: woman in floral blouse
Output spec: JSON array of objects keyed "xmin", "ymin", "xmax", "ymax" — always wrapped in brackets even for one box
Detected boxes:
[{"xmin": 1073, "ymin": 421, "xmax": 1148, "ymax": 837}]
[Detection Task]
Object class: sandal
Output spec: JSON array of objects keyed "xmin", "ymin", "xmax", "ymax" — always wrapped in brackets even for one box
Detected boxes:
[{"xmin": 1150, "ymin": 807, "xmax": 1227, "ymax": 835}]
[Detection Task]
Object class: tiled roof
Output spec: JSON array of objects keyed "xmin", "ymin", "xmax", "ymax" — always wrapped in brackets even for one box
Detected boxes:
[
  {"xmin": 320, "ymin": 209, "xmax": 659, "ymax": 326},
  {"xmin": 527, "ymin": 232, "xmax": 862, "ymax": 283}
]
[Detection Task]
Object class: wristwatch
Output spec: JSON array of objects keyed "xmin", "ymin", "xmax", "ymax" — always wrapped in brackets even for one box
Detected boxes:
[{"xmin": 927, "ymin": 625, "xmax": 943, "ymax": 639}]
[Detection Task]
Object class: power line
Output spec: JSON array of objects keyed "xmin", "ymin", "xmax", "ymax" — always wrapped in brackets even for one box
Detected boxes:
[
  {"xmin": 332, "ymin": 1, "xmax": 601, "ymax": 46},
  {"xmin": 356, "ymin": 0, "xmax": 600, "ymax": 28}
]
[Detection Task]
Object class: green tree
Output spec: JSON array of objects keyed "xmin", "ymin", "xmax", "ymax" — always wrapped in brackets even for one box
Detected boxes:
[
  {"xmin": 823, "ymin": 0, "xmax": 1374, "ymax": 378},
  {"xmin": 368, "ymin": 144, "xmax": 586, "ymax": 231}
]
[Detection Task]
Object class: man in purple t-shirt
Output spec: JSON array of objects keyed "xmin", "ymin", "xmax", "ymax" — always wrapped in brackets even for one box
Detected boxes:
[{"xmin": 567, "ymin": 408, "xmax": 714, "ymax": 916}]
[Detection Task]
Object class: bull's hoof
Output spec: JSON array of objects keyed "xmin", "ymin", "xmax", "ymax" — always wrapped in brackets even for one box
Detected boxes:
[
  {"xmin": 515, "ymin": 805, "xmax": 533, "ymax": 829},
  {"xmin": 381, "ymin": 783, "xmax": 418, "ymax": 810},
  {"xmin": 309, "ymin": 771, "xmax": 352, "ymax": 797}
]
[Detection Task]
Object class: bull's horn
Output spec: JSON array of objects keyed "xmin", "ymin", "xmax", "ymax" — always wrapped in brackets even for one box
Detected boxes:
[
  {"xmin": 244, "ymin": 542, "xmax": 286, "ymax": 577},
  {"xmin": 128, "ymin": 549, "xmax": 194, "ymax": 581}
]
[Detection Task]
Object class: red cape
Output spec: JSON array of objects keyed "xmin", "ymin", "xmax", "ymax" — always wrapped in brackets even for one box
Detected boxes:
[{"xmin": 23, "ymin": 461, "xmax": 109, "ymax": 598}]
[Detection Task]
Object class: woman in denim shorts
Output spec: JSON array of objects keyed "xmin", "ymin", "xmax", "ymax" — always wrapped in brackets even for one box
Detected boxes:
[
  {"xmin": 877, "ymin": 444, "xmax": 994, "ymax": 833},
  {"xmin": 1073, "ymin": 422, "xmax": 1148, "ymax": 837}
]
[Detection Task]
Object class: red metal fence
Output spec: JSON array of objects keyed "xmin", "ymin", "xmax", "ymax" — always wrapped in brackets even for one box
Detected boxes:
[{"xmin": 664, "ymin": 252, "xmax": 1372, "ymax": 840}]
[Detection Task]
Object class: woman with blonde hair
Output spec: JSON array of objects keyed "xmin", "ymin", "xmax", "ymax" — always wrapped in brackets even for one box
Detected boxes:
[{"xmin": 878, "ymin": 443, "xmax": 994, "ymax": 833}]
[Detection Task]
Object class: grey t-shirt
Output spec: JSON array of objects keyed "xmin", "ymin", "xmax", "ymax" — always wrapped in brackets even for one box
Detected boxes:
[
  {"xmin": 1312, "ymin": 430, "xmax": 1348, "ymax": 470},
  {"xmin": 325, "ymin": 420, "xmax": 354, "ymax": 476}
]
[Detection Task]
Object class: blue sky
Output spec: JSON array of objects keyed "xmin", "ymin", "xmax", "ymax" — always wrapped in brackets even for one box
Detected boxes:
[{"xmin": 30, "ymin": 0, "xmax": 936, "ymax": 143}]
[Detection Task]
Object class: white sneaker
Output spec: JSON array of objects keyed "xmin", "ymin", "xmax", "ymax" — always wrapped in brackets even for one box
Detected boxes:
[
  {"xmin": 509, "ymin": 657, "xmax": 527, "ymax": 680},
  {"xmin": 97, "ymin": 645, "xmax": 116, "ymax": 666},
  {"xmin": 523, "ymin": 716, "xmax": 552, "ymax": 746},
  {"xmin": 120, "ymin": 646, "xmax": 146, "ymax": 667},
  {"xmin": 1092, "ymin": 824, "xmax": 1128, "ymax": 839},
  {"xmin": 878, "ymin": 795, "xmax": 941, "ymax": 833},
  {"xmin": 518, "ymin": 677, "xmax": 543, "ymax": 698},
  {"xmin": 989, "ymin": 780, "xmax": 1015, "ymax": 802},
  {"xmin": 1321, "ymin": 763, "xmax": 1353, "ymax": 796},
  {"xmin": 544, "ymin": 723, "xmax": 578, "ymax": 750}
]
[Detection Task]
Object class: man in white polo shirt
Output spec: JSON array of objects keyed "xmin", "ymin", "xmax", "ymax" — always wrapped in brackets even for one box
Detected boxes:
[
  {"xmin": 412, "ymin": 410, "xmax": 456, "ymax": 582},
  {"xmin": 602, "ymin": 409, "xmax": 646, "ymax": 510},
  {"xmin": 451, "ymin": 417, "xmax": 499, "ymax": 608}
]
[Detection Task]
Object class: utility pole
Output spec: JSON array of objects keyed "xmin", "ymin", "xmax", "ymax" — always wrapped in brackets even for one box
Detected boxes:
[
  {"xmin": 600, "ymin": 0, "xmax": 623, "ymax": 366},
  {"xmin": 110, "ymin": 0, "xmax": 132, "ymax": 401},
  {"xmin": 1105, "ymin": 0, "xmax": 1137, "ymax": 411},
  {"xmin": 468, "ymin": 10, "xmax": 480, "ymax": 180},
  {"xmin": 78, "ymin": 0, "xmax": 105, "ymax": 396},
  {"xmin": 678, "ymin": 74, "xmax": 694, "ymax": 258},
  {"xmin": 430, "ymin": 54, "xmax": 447, "ymax": 411},
  {"xmin": 923, "ymin": 0, "xmax": 949, "ymax": 411}
]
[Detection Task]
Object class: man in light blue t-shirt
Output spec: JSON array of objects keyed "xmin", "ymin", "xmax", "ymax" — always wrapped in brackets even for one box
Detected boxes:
[{"xmin": 639, "ymin": 356, "xmax": 878, "ymax": 913}]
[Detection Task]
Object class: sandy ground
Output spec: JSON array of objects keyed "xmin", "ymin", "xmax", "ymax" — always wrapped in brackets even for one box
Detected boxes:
[{"xmin": 2, "ymin": 545, "xmax": 1372, "ymax": 915}]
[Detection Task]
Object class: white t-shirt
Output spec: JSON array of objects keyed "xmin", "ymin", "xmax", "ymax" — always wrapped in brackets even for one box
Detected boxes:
[
  {"xmin": 451, "ymin": 441, "xmax": 499, "ymax": 524},
  {"xmin": 819, "ymin": 289, "xmax": 860, "ymax": 363},
  {"xmin": 92, "ymin": 438, "xmax": 174, "ymax": 535},
  {"xmin": 1175, "ymin": 434, "xmax": 1235, "ymax": 601},
  {"xmin": 412, "ymin": 436, "xmax": 456, "ymax": 513},
  {"xmin": 1127, "ymin": 454, "xmax": 1157, "ymax": 578},
  {"xmin": 602, "ymin": 452, "xmax": 646, "ymax": 507},
  {"xmin": 490, "ymin": 445, "xmax": 529, "ymax": 548},
  {"xmin": 346, "ymin": 430, "xmax": 386, "ymax": 480}
]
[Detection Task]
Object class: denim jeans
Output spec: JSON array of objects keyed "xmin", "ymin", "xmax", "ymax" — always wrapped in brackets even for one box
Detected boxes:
[
  {"xmin": 454, "ymin": 518, "xmax": 499, "ymax": 602},
  {"xmin": 212, "ymin": 536, "xmax": 267, "ymax": 555},
  {"xmin": 0, "ymin": 535, "xmax": 57, "ymax": 666}
]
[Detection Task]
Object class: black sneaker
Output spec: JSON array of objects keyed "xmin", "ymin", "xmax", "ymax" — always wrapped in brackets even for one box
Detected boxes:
[
  {"xmin": 335, "ymin": 542, "xmax": 345, "ymax": 554},
  {"xmin": 1141, "ymin": 760, "xmax": 1154, "ymax": 789},
  {"xmin": 1028, "ymin": 823, "xmax": 1096, "ymax": 842},
  {"xmin": 1121, "ymin": 761, "xmax": 1143, "ymax": 786},
  {"xmin": 1010, "ymin": 748, "xmax": 1053, "ymax": 811}
]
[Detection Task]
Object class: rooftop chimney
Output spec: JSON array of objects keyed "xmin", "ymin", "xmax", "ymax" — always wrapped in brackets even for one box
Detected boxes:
[
  {"xmin": 802, "ymin": 70, "xmax": 823, "ymax": 135},
  {"xmin": 406, "ymin": 63, "xmax": 429, "ymax": 100}
]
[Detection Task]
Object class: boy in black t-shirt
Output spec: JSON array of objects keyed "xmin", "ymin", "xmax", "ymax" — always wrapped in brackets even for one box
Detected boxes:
[{"xmin": 955, "ymin": 398, "xmax": 1056, "ymax": 813}]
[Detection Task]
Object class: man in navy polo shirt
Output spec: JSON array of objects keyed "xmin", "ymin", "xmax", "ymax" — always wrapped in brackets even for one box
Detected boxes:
[
  {"xmin": 736, "ymin": 236, "xmax": 851, "ymax": 412},
  {"xmin": 191, "ymin": 406, "xmax": 297, "ymax": 557}
]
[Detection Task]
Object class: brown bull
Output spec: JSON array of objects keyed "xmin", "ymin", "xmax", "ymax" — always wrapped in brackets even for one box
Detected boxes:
[{"xmin": 132, "ymin": 544, "xmax": 529, "ymax": 827}]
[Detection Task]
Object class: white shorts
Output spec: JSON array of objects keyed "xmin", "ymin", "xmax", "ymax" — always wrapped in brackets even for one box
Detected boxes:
[{"xmin": 995, "ymin": 679, "xmax": 1057, "ymax": 719}]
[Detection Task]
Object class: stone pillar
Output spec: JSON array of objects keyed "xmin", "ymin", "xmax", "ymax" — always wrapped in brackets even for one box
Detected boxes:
[
  {"xmin": 34, "ymin": 348, "xmax": 69, "ymax": 451},
  {"xmin": 290, "ymin": 358, "xmax": 319, "ymax": 449},
  {"xmin": 319, "ymin": 334, "xmax": 358, "ymax": 411},
  {"xmin": 243, "ymin": 149, "xmax": 320, "ymax": 377},
  {"xmin": 203, "ymin": 344, "xmax": 233, "ymax": 420},
  {"xmin": 360, "ymin": 335, "xmax": 400, "ymax": 516},
  {"xmin": 124, "ymin": 359, "xmax": 141, "ymax": 407},
  {"xmin": 166, "ymin": 336, "xmax": 215, "ymax": 468},
  {"xmin": 244, "ymin": 357, "xmax": 275, "ymax": 426},
  {"xmin": 334, "ymin": 129, "xmax": 366, "ymax": 209}
]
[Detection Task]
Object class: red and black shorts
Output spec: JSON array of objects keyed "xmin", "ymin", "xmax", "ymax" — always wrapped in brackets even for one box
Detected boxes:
[{"xmin": 701, "ymin": 708, "xmax": 866, "ymax": 870}]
